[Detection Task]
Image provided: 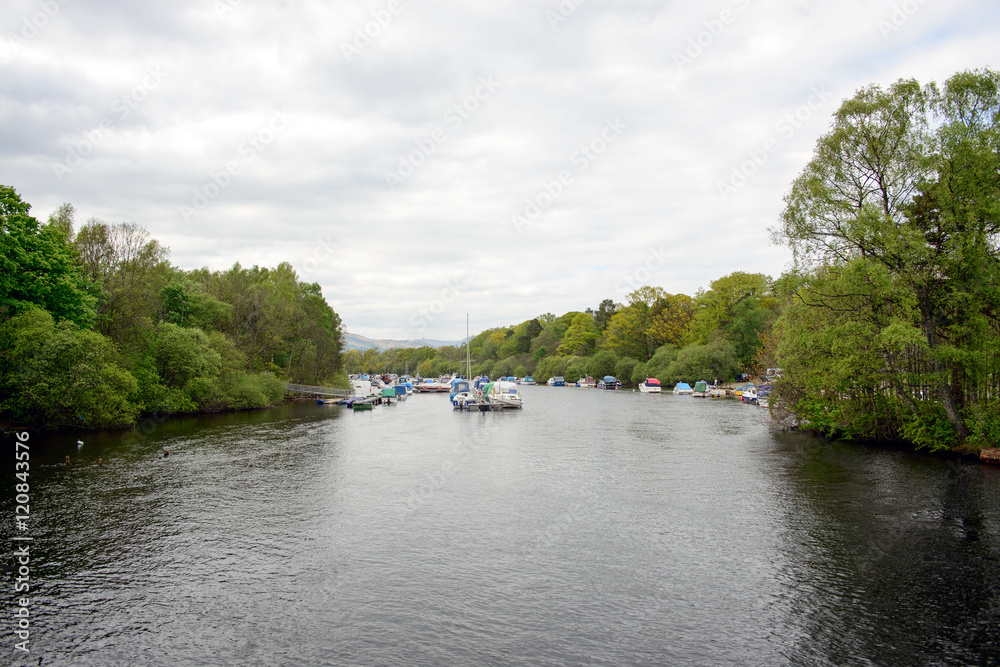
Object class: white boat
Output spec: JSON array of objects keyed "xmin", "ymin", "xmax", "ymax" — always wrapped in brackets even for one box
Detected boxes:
[
  {"xmin": 576, "ymin": 376, "xmax": 596, "ymax": 388},
  {"xmin": 638, "ymin": 378, "xmax": 661, "ymax": 393},
  {"xmin": 415, "ymin": 378, "xmax": 451, "ymax": 392},
  {"xmin": 741, "ymin": 385, "xmax": 758, "ymax": 403},
  {"xmin": 673, "ymin": 382, "xmax": 693, "ymax": 395},
  {"xmin": 692, "ymin": 380, "xmax": 709, "ymax": 398},
  {"xmin": 546, "ymin": 376, "xmax": 566, "ymax": 386},
  {"xmin": 484, "ymin": 380, "xmax": 523, "ymax": 409}
]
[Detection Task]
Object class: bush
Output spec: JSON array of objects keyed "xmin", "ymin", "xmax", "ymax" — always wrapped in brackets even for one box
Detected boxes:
[
  {"xmin": 588, "ymin": 350, "xmax": 619, "ymax": 379},
  {"xmin": 0, "ymin": 308, "xmax": 140, "ymax": 428},
  {"xmin": 630, "ymin": 361, "xmax": 649, "ymax": 385},
  {"xmin": 665, "ymin": 338, "xmax": 738, "ymax": 385},
  {"xmin": 565, "ymin": 357, "xmax": 590, "ymax": 382},
  {"xmin": 614, "ymin": 357, "xmax": 640, "ymax": 385}
]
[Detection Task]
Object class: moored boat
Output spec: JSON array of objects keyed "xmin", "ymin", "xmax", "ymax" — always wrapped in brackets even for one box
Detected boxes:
[
  {"xmin": 598, "ymin": 375, "xmax": 620, "ymax": 390},
  {"xmin": 673, "ymin": 382, "xmax": 693, "ymax": 395},
  {"xmin": 483, "ymin": 380, "xmax": 523, "ymax": 409},
  {"xmin": 638, "ymin": 378, "xmax": 661, "ymax": 393},
  {"xmin": 692, "ymin": 380, "xmax": 709, "ymax": 397},
  {"xmin": 577, "ymin": 376, "xmax": 596, "ymax": 388},
  {"xmin": 547, "ymin": 376, "xmax": 566, "ymax": 386}
]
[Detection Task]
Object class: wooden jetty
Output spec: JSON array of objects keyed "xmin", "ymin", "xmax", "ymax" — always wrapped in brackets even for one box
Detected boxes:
[{"xmin": 285, "ymin": 383, "xmax": 350, "ymax": 398}]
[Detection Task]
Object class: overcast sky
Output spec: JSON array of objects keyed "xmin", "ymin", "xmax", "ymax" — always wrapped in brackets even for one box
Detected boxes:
[{"xmin": 2, "ymin": 0, "xmax": 997, "ymax": 340}]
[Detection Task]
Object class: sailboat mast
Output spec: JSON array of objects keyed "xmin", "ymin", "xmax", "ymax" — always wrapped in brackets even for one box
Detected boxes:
[{"xmin": 466, "ymin": 313, "xmax": 471, "ymax": 378}]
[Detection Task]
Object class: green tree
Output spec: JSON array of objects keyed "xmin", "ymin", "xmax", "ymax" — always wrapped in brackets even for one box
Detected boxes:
[
  {"xmin": 772, "ymin": 69, "xmax": 1000, "ymax": 448},
  {"xmin": 558, "ymin": 312, "xmax": 601, "ymax": 356},
  {"xmin": 592, "ymin": 299, "xmax": 618, "ymax": 331},
  {"xmin": 0, "ymin": 186, "xmax": 96, "ymax": 326},
  {"xmin": 665, "ymin": 337, "xmax": 739, "ymax": 385},
  {"xmin": 0, "ymin": 308, "xmax": 140, "ymax": 428}
]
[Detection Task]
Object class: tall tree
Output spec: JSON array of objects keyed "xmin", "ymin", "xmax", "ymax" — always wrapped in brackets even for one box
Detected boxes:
[
  {"xmin": 0, "ymin": 186, "xmax": 95, "ymax": 326},
  {"xmin": 773, "ymin": 70, "xmax": 1000, "ymax": 447}
]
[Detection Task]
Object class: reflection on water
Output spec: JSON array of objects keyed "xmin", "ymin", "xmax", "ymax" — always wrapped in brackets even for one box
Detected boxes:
[{"xmin": 4, "ymin": 389, "xmax": 999, "ymax": 665}]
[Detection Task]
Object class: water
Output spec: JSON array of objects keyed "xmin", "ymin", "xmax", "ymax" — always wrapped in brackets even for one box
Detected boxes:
[{"xmin": 5, "ymin": 387, "xmax": 999, "ymax": 665}]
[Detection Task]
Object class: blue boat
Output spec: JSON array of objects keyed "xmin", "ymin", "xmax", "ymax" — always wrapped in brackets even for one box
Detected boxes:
[{"xmin": 450, "ymin": 378, "xmax": 472, "ymax": 402}]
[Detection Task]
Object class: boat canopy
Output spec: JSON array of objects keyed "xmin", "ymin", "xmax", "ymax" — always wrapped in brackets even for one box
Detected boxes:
[
  {"xmin": 675, "ymin": 382, "xmax": 692, "ymax": 390},
  {"xmin": 693, "ymin": 380, "xmax": 708, "ymax": 392},
  {"xmin": 644, "ymin": 378, "xmax": 661, "ymax": 386},
  {"xmin": 602, "ymin": 376, "xmax": 617, "ymax": 383}
]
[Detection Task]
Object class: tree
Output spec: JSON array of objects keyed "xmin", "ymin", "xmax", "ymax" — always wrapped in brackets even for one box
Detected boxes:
[
  {"xmin": 665, "ymin": 337, "xmax": 739, "ymax": 385},
  {"xmin": 687, "ymin": 272, "xmax": 771, "ymax": 345},
  {"xmin": 0, "ymin": 307, "xmax": 140, "ymax": 428},
  {"xmin": 558, "ymin": 312, "xmax": 601, "ymax": 356},
  {"xmin": 772, "ymin": 69, "xmax": 1000, "ymax": 448},
  {"xmin": 593, "ymin": 299, "xmax": 618, "ymax": 331},
  {"xmin": 75, "ymin": 219, "xmax": 170, "ymax": 348},
  {"xmin": 47, "ymin": 202, "xmax": 75, "ymax": 240},
  {"xmin": 0, "ymin": 186, "xmax": 96, "ymax": 326},
  {"xmin": 602, "ymin": 287, "xmax": 669, "ymax": 360}
]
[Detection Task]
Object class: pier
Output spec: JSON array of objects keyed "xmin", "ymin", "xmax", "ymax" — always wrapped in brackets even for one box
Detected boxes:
[{"xmin": 284, "ymin": 383, "xmax": 350, "ymax": 398}]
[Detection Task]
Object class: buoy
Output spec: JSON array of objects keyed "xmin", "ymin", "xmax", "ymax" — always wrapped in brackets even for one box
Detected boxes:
[{"xmin": 77, "ymin": 440, "xmax": 83, "ymax": 447}]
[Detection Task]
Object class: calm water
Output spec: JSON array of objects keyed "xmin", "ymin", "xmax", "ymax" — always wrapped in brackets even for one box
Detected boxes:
[{"xmin": 4, "ymin": 387, "xmax": 1000, "ymax": 666}]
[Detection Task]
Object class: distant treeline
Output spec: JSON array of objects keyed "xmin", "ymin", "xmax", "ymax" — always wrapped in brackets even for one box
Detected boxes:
[
  {"xmin": 349, "ymin": 69, "xmax": 1000, "ymax": 453},
  {"xmin": 0, "ymin": 186, "xmax": 345, "ymax": 430}
]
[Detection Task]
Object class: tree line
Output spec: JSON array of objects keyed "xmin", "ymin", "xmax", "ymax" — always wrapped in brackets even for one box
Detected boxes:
[
  {"xmin": 0, "ymin": 189, "xmax": 345, "ymax": 429},
  {"xmin": 345, "ymin": 272, "xmax": 774, "ymax": 390},
  {"xmin": 348, "ymin": 69, "xmax": 1000, "ymax": 453}
]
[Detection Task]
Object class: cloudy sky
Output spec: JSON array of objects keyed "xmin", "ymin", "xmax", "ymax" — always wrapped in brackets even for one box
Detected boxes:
[{"xmin": 2, "ymin": 0, "xmax": 997, "ymax": 340}]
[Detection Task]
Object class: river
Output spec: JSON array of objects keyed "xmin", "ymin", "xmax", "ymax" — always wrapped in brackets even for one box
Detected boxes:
[{"xmin": 5, "ymin": 386, "xmax": 1000, "ymax": 665}]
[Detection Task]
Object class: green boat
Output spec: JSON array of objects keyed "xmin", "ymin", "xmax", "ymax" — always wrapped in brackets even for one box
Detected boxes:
[{"xmin": 352, "ymin": 402, "xmax": 373, "ymax": 411}]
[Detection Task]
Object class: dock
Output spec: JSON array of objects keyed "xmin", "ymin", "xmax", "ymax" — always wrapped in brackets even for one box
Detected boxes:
[{"xmin": 285, "ymin": 383, "xmax": 350, "ymax": 398}]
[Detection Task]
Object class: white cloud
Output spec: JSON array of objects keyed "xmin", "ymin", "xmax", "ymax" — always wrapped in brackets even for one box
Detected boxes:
[{"xmin": 2, "ymin": 0, "xmax": 997, "ymax": 338}]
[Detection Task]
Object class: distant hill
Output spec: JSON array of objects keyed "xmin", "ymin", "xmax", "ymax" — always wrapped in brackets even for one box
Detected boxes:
[{"xmin": 343, "ymin": 332, "xmax": 465, "ymax": 351}]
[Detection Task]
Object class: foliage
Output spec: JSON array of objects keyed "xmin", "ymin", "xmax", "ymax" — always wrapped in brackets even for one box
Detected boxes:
[
  {"xmin": 0, "ymin": 186, "xmax": 96, "ymax": 326},
  {"xmin": 771, "ymin": 69, "xmax": 1000, "ymax": 449},
  {"xmin": 0, "ymin": 308, "xmax": 140, "ymax": 428},
  {"xmin": 558, "ymin": 313, "xmax": 601, "ymax": 356},
  {"xmin": 664, "ymin": 336, "xmax": 739, "ymax": 385},
  {"xmin": 0, "ymin": 190, "xmax": 346, "ymax": 429}
]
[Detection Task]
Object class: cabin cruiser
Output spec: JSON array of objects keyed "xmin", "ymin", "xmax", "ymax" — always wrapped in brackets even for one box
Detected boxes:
[{"xmin": 638, "ymin": 378, "xmax": 661, "ymax": 393}]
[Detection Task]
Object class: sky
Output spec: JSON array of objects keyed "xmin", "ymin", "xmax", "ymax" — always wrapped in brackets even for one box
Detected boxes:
[{"xmin": 2, "ymin": 0, "xmax": 998, "ymax": 340}]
